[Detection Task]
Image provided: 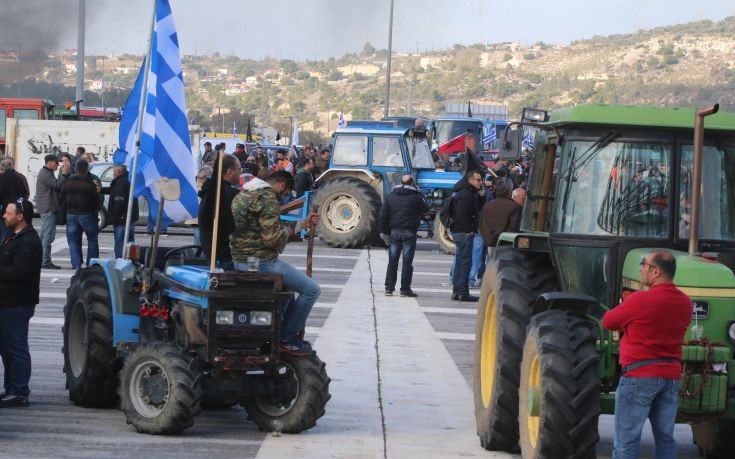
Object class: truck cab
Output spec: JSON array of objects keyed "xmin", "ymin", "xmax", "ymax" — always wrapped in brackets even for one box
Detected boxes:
[{"xmin": 0, "ymin": 98, "xmax": 52, "ymax": 155}]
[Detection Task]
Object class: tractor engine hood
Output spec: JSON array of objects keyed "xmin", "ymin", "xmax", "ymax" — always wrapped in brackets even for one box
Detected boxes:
[
  {"xmin": 416, "ymin": 170, "xmax": 462, "ymax": 191},
  {"xmin": 621, "ymin": 248, "xmax": 735, "ymax": 290}
]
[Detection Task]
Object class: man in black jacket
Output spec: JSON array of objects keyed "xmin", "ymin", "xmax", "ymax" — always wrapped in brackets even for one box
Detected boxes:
[
  {"xmin": 293, "ymin": 157, "xmax": 315, "ymax": 197},
  {"xmin": 450, "ymin": 170, "xmax": 483, "ymax": 301},
  {"xmin": 379, "ymin": 175, "xmax": 429, "ymax": 297},
  {"xmin": 104, "ymin": 165, "xmax": 138, "ymax": 259},
  {"xmin": 60, "ymin": 159, "xmax": 100, "ymax": 270},
  {"xmin": 0, "ymin": 158, "xmax": 29, "ymax": 241},
  {"xmin": 198, "ymin": 154, "xmax": 240, "ymax": 269},
  {"xmin": 0, "ymin": 199, "xmax": 41, "ymax": 407}
]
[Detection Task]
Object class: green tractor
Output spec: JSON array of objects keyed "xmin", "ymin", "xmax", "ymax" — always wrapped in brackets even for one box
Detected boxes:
[{"xmin": 473, "ymin": 104, "xmax": 735, "ymax": 457}]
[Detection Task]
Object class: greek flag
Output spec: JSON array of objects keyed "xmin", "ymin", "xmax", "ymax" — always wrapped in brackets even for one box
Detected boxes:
[
  {"xmin": 483, "ymin": 125, "xmax": 497, "ymax": 146},
  {"xmin": 118, "ymin": 0, "xmax": 198, "ymax": 226},
  {"xmin": 523, "ymin": 130, "xmax": 535, "ymax": 150},
  {"xmin": 338, "ymin": 110, "xmax": 345, "ymax": 128},
  {"xmin": 232, "ymin": 122, "xmax": 237, "ymax": 137}
]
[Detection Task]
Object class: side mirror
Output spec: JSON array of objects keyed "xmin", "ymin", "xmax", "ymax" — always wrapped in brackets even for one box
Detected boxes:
[{"xmin": 498, "ymin": 125, "xmax": 522, "ymax": 161}]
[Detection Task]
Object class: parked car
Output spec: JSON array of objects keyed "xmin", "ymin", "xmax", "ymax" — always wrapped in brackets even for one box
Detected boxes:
[{"xmin": 90, "ymin": 162, "xmax": 150, "ymax": 230}]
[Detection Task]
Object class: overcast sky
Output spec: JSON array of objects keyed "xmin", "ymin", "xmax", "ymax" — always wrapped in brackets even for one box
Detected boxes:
[{"xmin": 3, "ymin": 0, "xmax": 735, "ymax": 59}]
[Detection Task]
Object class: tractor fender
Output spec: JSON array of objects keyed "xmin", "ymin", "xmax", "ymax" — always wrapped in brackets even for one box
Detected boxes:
[
  {"xmin": 531, "ymin": 291, "xmax": 599, "ymax": 316},
  {"xmin": 315, "ymin": 168, "xmax": 380, "ymax": 186},
  {"xmin": 91, "ymin": 258, "xmax": 141, "ymax": 345}
]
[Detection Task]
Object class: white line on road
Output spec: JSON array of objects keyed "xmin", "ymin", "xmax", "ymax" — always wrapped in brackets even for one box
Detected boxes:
[
  {"xmin": 376, "ymin": 286, "xmax": 479, "ymax": 294},
  {"xmin": 437, "ymin": 332, "xmax": 475, "ymax": 341},
  {"xmin": 281, "ymin": 253, "xmax": 359, "ymax": 260},
  {"xmin": 40, "ymin": 293, "xmax": 67, "ymax": 299},
  {"xmin": 422, "ymin": 307, "xmax": 476, "ymax": 315}
]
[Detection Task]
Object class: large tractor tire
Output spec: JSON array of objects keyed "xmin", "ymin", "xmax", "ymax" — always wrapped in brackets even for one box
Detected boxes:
[
  {"xmin": 692, "ymin": 420, "xmax": 735, "ymax": 458},
  {"xmin": 518, "ymin": 310, "xmax": 600, "ymax": 458},
  {"xmin": 63, "ymin": 266, "xmax": 120, "ymax": 407},
  {"xmin": 243, "ymin": 352, "xmax": 331, "ymax": 433},
  {"xmin": 433, "ymin": 218, "xmax": 455, "ymax": 254},
  {"xmin": 120, "ymin": 343, "xmax": 202, "ymax": 435},
  {"xmin": 473, "ymin": 246, "xmax": 557, "ymax": 452},
  {"xmin": 314, "ymin": 177, "xmax": 381, "ymax": 248}
]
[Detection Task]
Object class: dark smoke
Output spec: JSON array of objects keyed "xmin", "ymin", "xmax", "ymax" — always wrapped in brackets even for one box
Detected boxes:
[{"xmin": 0, "ymin": 0, "xmax": 78, "ymax": 53}]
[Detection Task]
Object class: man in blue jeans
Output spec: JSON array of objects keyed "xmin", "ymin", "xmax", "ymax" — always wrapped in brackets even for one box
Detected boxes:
[
  {"xmin": 230, "ymin": 171, "xmax": 319, "ymax": 355},
  {"xmin": 602, "ymin": 250, "xmax": 692, "ymax": 458},
  {"xmin": 60, "ymin": 159, "xmax": 100, "ymax": 270},
  {"xmin": 449, "ymin": 170, "xmax": 483, "ymax": 302},
  {"xmin": 0, "ymin": 199, "xmax": 42, "ymax": 407},
  {"xmin": 379, "ymin": 175, "xmax": 429, "ymax": 297}
]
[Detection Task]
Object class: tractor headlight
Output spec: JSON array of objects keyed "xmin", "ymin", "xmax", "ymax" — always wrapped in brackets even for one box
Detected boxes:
[
  {"xmin": 250, "ymin": 311, "xmax": 273, "ymax": 326},
  {"xmin": 433, "ymin": 191, "xmax": 443, "ymax": 198},
  {"xmin": 216, "ymin": 310, "xmax": 234, "ymax": 325},
  {"xmin": 728, "ymin": 321, "xmax": 735, "ymax": 343}
]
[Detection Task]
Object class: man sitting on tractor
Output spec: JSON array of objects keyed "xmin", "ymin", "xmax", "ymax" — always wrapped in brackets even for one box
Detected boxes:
[{"xmin": 230, "ymin": 170, "xmax": 319, "ymax": 355}]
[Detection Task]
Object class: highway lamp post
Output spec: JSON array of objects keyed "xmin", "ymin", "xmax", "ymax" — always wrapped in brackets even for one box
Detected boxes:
[{"xmin": 384, "ymin": 0, "xmax": 395, "ymax": 118}]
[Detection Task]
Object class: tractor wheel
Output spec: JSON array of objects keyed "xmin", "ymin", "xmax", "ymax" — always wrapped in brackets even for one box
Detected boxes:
[
  {"xmin": 473, "ymin": 246, "xmax": 557, "ymax": 452},
  {"xmin": 692, "ymin": 420, "xmax": 735, "ymax": 458},
  {"xmin": 243, "ymin": 352, "xmax": 331, "ymax": 433},
  {"xmin": 120, "ymin": 342, "xmax": 202, "ymax": 435},
  {"xmin": 314, "ymin": 177, "xmax": 381, "ymax": 248},
  {"xmin": 518, "ymin": 310, "xmax": 600, "ymax": 458},
  {"xmin": 63, "ymin": 266, "xmax": 120, "ymax": 407},
  {"xmin": 433, "ymin": 218, "xmax": 455, "ymax": 254}
]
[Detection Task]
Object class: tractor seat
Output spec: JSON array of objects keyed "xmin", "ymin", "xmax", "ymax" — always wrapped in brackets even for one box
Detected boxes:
[{"xmin": 138, "ymin": 246, "xmax": 187, "ymax": 271}]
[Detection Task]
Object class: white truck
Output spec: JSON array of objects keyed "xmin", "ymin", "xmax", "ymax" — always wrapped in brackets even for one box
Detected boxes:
[{"xmin": 3, "ymin": 118, "xmax": 200, "ymax": 208}]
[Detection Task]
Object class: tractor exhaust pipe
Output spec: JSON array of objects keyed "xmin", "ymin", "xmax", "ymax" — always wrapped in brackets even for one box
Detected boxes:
[{"xmin": 689, "ymin": 104, "xmax": 719, "ymax": 256}]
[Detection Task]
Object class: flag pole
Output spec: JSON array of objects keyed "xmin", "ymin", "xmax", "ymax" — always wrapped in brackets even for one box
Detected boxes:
[{"xmin": 122, "ymin": 0, "xmax": 156, "ymax": 257}]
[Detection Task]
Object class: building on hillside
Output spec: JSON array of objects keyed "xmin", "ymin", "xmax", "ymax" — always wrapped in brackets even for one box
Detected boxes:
[
  {"xmin": 420, "ymin": 56, "xmax": 447, "ymax": 70},
  {"xmin": 338, "ymin": 63, "xmax": 380, "ymax": 76}
]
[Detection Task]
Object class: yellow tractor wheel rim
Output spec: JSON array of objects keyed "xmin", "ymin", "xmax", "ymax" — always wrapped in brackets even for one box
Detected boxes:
[
  {"xmin": 480, "ymin": 293, "xmax": 497, "ymax": 407},
  {"xmin": 527, "ymin": 354, "xmax": 541, "ymax": 448}
]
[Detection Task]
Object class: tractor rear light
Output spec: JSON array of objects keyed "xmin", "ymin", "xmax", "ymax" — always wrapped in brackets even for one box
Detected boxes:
[
  {"xmin": 727, "ymin": 322, "xmax": 735, "ymax": 343},
  {"xmin": 216, "ymin": 310, "xmax": 234, "ymax": 325},
  {"xmin": 127, "ymin": 244, "xmax": 140, "ymax": 262},
  {"xmin": 250, "ymin": 311, "xmax": 272, "ymax": 326},
  {"xmin": 516, "ymin": 237, "xmax": 530, "ymax": 249}
]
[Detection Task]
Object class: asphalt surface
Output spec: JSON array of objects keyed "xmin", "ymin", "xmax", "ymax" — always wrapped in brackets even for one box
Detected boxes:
[{"xmin": 0, "ymin": 227, "xmax": 703, "ymax": 458}]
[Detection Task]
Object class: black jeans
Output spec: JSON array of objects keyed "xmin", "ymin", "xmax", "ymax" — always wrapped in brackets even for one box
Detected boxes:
[
  {"xmin": 0, "ymin": 304, "xmax": 35, "ymax": 397},
  {"xmin": 384, "ymin": 229, "xmax": 417, "ymax": 292},
  {"xmin": 451, "ymin": 232, "xmax": 474, "ymax": 296}
]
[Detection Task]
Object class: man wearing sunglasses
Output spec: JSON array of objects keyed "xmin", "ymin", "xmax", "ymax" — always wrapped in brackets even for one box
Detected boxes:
[
  {"xmin": 0, "ymin": 198, "xmax": 42, "ymax": 407},
  {"xmin": 602, "ymin": 250, "xmax": 692, "ymax": 457}
]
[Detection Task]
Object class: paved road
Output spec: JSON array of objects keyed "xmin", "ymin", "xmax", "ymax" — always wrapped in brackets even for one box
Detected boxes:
[{"xmin": 0, "ymin": 229, "xmax": 702, "ymax": 458}]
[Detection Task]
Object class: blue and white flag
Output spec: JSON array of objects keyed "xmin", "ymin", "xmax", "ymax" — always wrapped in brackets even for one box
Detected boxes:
[
  {"xmin": 232, "ymin": 122, "xmax": 237, "ymax": 138},
  {"xmin": 338, "ymin": 110, "xmax": 345, "ymax": 128},
  {"xmin": 483, "ymin": 125, "xmax": 497, "ymax": 146},
  {"xmin": 292, "ymin": 121, "xmax": 299, "ymax": 146},
  {"xmin": 523, "ymin": 130, "xmax": 535, "ymax": 150},
  {"xmin": 118, "ymin": 0, "xmax": 197, "ymax": 226}
]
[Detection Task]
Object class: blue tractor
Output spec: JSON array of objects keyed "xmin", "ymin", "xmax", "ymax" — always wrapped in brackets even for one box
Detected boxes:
[
  {"xmin": 314, "ymin": 125, "xmax": 461, "ymax": 253},
  {"xmin": 61, "ymin": 200, "xmax": 330, "ymax": 435}
]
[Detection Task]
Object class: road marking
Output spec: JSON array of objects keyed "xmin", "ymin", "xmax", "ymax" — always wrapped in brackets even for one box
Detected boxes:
[
  {"xmin": 411, "ymin": 258, "xmax": 453, "ymax": 264},
  {"xmin": 281, "ymin": 253, "xmax": 359, "ymax": 260},
  {"xmin": 423, "ymin": 307, "xmax": 476, "ymax": 315},
  {"xmin": 41, "ymin": 272, "xmax": 74, "ymax": 278},
  {"xmin": 40, "ymin": 293, "xmax": 67, "ymax": 299},
  {"xmin": 376, "ymin": 286, "xmax": 479, "ymax": 294},
  {"xmin": 2, "ymin": 431, "xmax": 263, "ymax": 447},
  {"xmin": 437, "ymin": 332, "xmax": 475, "ymax": 341}
]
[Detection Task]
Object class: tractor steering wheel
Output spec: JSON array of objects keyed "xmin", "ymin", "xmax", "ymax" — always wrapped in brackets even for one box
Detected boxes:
[{"xmin": 162, "ymin": 245, "xmax": 204, "ymax": 265}]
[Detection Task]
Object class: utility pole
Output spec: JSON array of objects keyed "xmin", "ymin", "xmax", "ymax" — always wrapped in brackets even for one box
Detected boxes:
[
  {"xmin": 76, "ymin": 0, "xmax": 86, "ymax": 103},
  {"xmin": 384, "ymin": 0, "xmax": 394, "ymax": 118},
  {"xmin": 407, "ymin": 82, "xmax": 412, "ymax": 116},
  {"xmin": 100, "ymin": 55, "xmax": 105, "ymax": 110}
]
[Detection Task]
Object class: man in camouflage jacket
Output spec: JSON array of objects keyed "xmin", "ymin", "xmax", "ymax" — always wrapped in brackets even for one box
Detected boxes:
[{"xmin": 230, "ymin": 170, "xmax": 319, "ymax": 355}]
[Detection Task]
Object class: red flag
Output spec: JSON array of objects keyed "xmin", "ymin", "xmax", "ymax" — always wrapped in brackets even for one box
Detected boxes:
[{"xmin": 438, "ymin": 133, "xmax": 466, "ymax": 155}]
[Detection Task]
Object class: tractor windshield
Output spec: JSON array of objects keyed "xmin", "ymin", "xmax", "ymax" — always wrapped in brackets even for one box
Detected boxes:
[
  {"xmin": 679, "ymin": 145, "xmax": 735, "ymax": 241},
  {"xmin": 555, "ymin": 139, "xmax": 672, "ymax": 237},
  {"xmin": 407, "ymin": 137, "xmax": 434, "ymax": 169}
]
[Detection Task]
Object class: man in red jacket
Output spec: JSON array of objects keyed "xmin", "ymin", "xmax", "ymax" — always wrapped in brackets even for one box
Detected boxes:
[{"xmin": 602, "ymin": 250, "xmax": 692, "ymax": 458}]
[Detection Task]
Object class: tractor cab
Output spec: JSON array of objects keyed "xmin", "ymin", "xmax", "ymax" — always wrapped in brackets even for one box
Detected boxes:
[{"xmin": 474, "ymin": 104, "xmax": 735, "ymax": 457}]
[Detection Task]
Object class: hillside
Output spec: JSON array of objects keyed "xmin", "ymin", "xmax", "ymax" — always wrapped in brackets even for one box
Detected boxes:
[{"xmin": 2, "ymin": 16, "xmax": 735, "ymax": 142}]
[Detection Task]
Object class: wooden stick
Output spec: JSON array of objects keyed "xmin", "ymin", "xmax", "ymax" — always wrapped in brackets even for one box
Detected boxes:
[{"xmin": 209, "ymin": 151, "xmax": 225, "ymax": 273}]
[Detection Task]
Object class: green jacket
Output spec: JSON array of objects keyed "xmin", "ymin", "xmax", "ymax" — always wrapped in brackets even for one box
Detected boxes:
[{"xmin": 230, "ymin": 177, "xmax": 288, "ymax": 262}]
